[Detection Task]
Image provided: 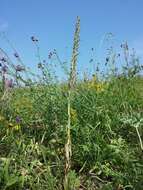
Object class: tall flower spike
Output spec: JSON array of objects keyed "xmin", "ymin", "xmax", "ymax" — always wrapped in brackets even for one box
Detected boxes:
[
  {"xmin": 64, "ymin": 16, "xmax": 80, "ymax": 189},
  {"xmin": 69, "ymin": 16, "xmax": 80, "ymax": 89}
]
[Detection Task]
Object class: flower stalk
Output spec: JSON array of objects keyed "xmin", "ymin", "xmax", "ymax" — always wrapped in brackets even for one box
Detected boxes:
[{"xmin": 64, "ymin": 16, "xmax": 80, "ymax": 189}]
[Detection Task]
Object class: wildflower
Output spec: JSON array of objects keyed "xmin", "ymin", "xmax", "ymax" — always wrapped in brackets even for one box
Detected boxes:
[
  {"xmin": 5, "ymin": 79, "xmax": 13, "ymax": 88},
  {"xmin": 96, "ymin": 66, "xmax": 99, "ymax": 72},
  {"xmin": 106, "ymin": 57, "xmax": 109, "ymax": 62},
  {"xmin": 7, "ymin": 122, "xmax": 21, "ymax": 131},
  {"xmin": 14, "ymin": 124, "xmax": 21, "ymax": 131},
  {"xmin": 87, "ymin": 76, "xmax": 106, "ymax": 92},
  {"xmin": 0, "ymin": 57, "xmax": 7, "ymax": 62},
  {"xmin": 48, "ymin": 52, "xmax": 53, "ymax": 59},
  {"xmin": 15, "ymin": 65, "xmax": 25, "ymax": 72},
  {"xmin": 89, "ymin": 59, "xmax": 93, "ymax": 63},
  {"xmin": 125, "ymin": 42, "xmax": 129, "ymax": 50},
  {"xmin": 31, "ymin": 36, "xmax": 38, "ymax": 42},
  {"xmin": 14, "ymin": 52, "xmax": 19, "ymax": 58},
  {"xmin": 2, "ymin": 65, "xmax": 8, "ymax": 73},
  {"xmin": 96, "ymin": 83, "xmax": 104, "ymax": 92},
  {"xmin": 38, "ymin": 63, "xmax": 42, "ymax": 68},
  {"xmin": 53, "ymin": 49, "xmax": 57, "ymax": 55},
  {"xmin": 121, "ymin": 42, "xmax": 128, "ymax": 50},
  {"xmin": 16, "ymin": 116, "xmax": 21, "ymax": 123}
]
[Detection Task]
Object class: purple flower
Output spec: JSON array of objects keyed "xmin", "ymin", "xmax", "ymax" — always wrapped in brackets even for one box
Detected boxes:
[
  {"xmin": 89, "ymin": 59, "xmax": 93, "ymax": 63},
  {"xmin": 31, "ymin": 36, "xmax": 38, "ymax": 42},
  {"xmin": 48, "ymin": 52, "xmax": 53, "ymax": 59},
  {"xmin": 2, "ymin": 65, "xmax": 8, "ymax": 73},
  {"xmin": 5, "ymin": 78, "xmax": 13, "ymax": 88},
  {"xmin": 53, "ymin": 49, "xmax": 56, "ymax": 54},
  {"xmin": 38, "ymin": 63, "xmax": 42, "ymax": 68},
  {"xmin": 16, "ymin": 116, "xmax": 21, "ymax": 123},
  {"xmin": 15, "ymin": 65, "xmax": 25, "ymax": 72},
  {"xmin": 106, "ymin": 57, "xmax": 109, "ymax": 62},
  {"xmin": 121, "ymin": 43, "xmax": 128, "ymax": 50},
  {"xmin": 14, "ymin": 53, "xmax": 19, "ymax": 58},
  {"xmin": 1, "ymin": 57, "xmax": 7, "ymax": 62}
]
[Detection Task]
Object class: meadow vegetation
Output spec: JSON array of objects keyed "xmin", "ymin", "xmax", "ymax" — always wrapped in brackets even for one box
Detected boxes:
[{"xmin": 0, "ymin": 17, "xmax": 143, "ymax": 190}]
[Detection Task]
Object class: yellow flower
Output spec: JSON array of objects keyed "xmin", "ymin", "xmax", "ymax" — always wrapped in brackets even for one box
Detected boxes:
[
  {"xmin": 7, "ymin": 123, "xmax": 21, "ymax": 131},
  {"xmin": 95, "ymin": 83, "xmax": 104, "ymax": 92},
  {"xmin": 87, "ymin": 77, "xmax": 107, "ymax": 92},
  {"xmin": 14, "ymin": 125, "xmax": 21, "ymax": 131}
]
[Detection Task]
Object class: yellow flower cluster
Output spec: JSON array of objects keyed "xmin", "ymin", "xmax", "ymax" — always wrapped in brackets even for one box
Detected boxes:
[
  {"xmin": 87, "ymin": 75, "xmax": 107, "ymax": 92},
  {"xmin": 8, "ymin": 123, "xmax": 21, "ymax": 131}
]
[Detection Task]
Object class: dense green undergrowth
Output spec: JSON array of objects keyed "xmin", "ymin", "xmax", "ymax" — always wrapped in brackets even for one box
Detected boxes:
[{"xmin": 0, "ymin": 75, "xmax": 143, "ymax": 190}]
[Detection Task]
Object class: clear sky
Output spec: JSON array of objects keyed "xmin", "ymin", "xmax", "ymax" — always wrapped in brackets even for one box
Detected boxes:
[{"xmin": 0, "ymin": 0, "xmax": 143, "ymax": 78}]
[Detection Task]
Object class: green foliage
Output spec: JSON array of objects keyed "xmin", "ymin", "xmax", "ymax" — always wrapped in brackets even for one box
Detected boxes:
[
  {"xmin": 0, "ymin": 25, "xmax": 143, "ymax": 190},
  {"xmin": 64, "ymin": 170, "xmax": 80, "ymax": 190},
  {"xmin": 0, "ymin": 75, "xmax": 143, "ymax": 189}
]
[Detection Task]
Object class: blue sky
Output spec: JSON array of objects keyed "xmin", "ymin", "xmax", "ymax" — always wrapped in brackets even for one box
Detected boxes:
[{"xmin": 0, "ymin": 0, "xmax": 143, "ymax": 78}]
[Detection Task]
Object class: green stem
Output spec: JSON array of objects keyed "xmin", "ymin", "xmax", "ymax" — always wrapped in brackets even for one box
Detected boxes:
[{"xmin": 135, "ymin": 126, "xmax": 143, "ymax": 151}]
